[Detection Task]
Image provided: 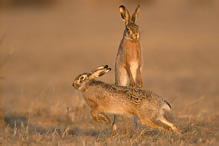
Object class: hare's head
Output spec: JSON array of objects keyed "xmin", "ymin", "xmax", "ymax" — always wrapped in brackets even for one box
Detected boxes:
[
  {"xmin": 120, "ymin": 5, "xmax": 140, "ymax": 40},
  {"xmin": 73, "ymin": 65, "xmax": 111, "ymax": 90}
]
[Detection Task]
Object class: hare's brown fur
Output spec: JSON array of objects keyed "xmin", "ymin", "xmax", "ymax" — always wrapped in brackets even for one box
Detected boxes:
[
  {"xmin": 115, "ymin": 5, "xmax": 143, "ymax": 88},
  {"xmin": 116, "ymin": 38, "xmax": 142, "ymax": 88},
  {"xmin": 73, "ymin": 65, "xmax": 179, "ymax": 133},
  {"xmin": 114, "ymin": 5, "xmax": 143, "ymax": 130}
]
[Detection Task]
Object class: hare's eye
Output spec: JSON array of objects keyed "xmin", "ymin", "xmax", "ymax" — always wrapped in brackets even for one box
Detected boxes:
[{"xmin": 80, "ymin": 76, "xmax": 85, "ymax": 80}]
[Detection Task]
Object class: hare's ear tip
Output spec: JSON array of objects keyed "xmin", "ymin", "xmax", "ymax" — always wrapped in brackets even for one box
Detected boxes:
[
  {"xmin": 104, "ymin": 65, "xmax": 111, "ymax": 70},
  {"xmin": 105, "ymin": 65, "xmax": 111, "ymax": 71},
  {"xmin": 119, "ymin": 5, "xmax": 125, "ymax": 8}
]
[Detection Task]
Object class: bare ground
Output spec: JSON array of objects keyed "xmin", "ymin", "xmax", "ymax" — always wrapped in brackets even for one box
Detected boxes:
[{"xmin": 1, "ymin": 0, "xmax": 219, "ymax": 145}]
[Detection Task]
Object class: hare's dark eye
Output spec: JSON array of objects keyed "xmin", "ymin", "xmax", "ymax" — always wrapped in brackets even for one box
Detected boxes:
[{"xmin": 80, "ymin": 76, "xmax": 84, "ymax": 80}]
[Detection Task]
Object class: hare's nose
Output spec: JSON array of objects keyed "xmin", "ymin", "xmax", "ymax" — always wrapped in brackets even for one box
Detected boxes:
[{"xmin": 135, "ymin": 33, "xmax": 139, "ymax": 39}]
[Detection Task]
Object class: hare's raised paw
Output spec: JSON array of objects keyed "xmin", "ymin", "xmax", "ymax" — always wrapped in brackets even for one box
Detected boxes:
[
  {"xmin": 99, "ymin": 113, "xmax": 111, "ymax": 123},
  {"xmin": 92, "ymin": 116, "xmax": 101, "ymax": 123}
]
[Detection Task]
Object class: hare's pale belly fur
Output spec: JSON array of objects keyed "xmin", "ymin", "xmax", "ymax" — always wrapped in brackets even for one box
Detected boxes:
[{"xmin": 130, "ymin": 61, "xmax": 139, "ymax": 82}]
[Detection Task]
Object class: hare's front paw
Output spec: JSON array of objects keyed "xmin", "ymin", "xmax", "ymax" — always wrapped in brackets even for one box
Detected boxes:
[
  {"xmin": 129, "ymin": 80, "xmax": 136, "ymax": 88},
  {"xmin": 92, "ymin": 116, "xmax": 101, "ymax": 123},
  {"xmin": 137, "ymin": 79, "xmax": 143, "ymax": 88},
  {"xmin": 99, "ymin": 113, "xmax": 111, "ymax": 123},
  {"xmin": 91, "ymin": 111, "xmax": 101, "ymax": 123}
]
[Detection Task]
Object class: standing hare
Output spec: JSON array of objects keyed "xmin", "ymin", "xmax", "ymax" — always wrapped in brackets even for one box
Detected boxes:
[
  {"xmin": 114, "ymin": 5, "xmax": 143, "ymax": 130},
  {"xmin": 72, "ymin": 65, "xmax": 179, "ymax": 134}
]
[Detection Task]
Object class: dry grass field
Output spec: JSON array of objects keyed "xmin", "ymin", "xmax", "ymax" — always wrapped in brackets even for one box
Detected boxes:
[{"xmin": 1, "ymin": 0, "xmax": 219, "ymax": 145}]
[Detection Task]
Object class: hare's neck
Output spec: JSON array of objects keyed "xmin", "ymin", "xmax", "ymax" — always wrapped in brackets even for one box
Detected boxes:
[{"xmin": 80, "ymin": 80, "xmax": 106, "ymax": 93}]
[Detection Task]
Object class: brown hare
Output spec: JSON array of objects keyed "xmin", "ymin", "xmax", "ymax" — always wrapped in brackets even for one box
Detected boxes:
[
  {"xmin": 114, "ymin": 5, "xmax": 143, "ymax": 130},
  {"xmin": 72, "ymin": 65, "xmax": 179, "ymax": 134}
]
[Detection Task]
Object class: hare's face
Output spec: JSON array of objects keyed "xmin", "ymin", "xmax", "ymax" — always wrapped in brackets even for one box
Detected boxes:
[
  {"xmin": 72, "ymin": 65, "xmax": 111, "ymax": 90},
  {"xmin": 73, "ymin": 73, "xmax": 90, "ymax": 90},
  {"xmin": 125, "ymin": 23, "xmax": 139, "ymax": 40}
]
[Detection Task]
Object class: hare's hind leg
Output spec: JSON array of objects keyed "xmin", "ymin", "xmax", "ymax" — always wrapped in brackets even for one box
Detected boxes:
[
  {"xmin": 139, "ymin": 115, "xmax": 179, "ymax": 133},
  {"xmin": 112, "ymin": 115, "xmax": 118, "ymax": 130},
  {"xmin": 115, "ymin": 66, "xmax": 129, "ymax": 87},
  {"xmin": 139, "ymin": 117, "xmax": 170, "ymax": 131}
]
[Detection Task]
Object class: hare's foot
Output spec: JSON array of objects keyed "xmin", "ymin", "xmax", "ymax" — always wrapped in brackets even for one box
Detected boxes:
[
  {"xmin": 137, "ymin": 78, "xmax": 143, "ymax": 88},
  {"xmin": 99, "ymin": 113, "xmax": 111, "ymax": 123},
  {"xmin": 159, "ymin": 116, "xmax": 180, "ymax": 134},
  {"xmin": 129, "ymin": 80, "xmax": 136, "ymax": 88},
  {"xmin": 91, "ymin": 114, "xmax": 100, "ymax": 123},
  {"xmin": 112, "ymin": 115, "xmax": 118, "ymax": 130},
  {"xmin": 93, "ymin": 116, "xmax": 101, "ymax": 123},
  {"xmin": 172, "ymin": 126, "xmax": 180, "ymax": 135},
  {"xmin": 112, "ymin": 123, "xmax": 117, "ymax": 131}
]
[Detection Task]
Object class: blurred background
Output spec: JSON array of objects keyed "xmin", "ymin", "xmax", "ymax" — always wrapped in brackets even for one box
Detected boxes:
[{"xmin": 1, "ymin": 0, "xmax": 219, "ymax": 135}]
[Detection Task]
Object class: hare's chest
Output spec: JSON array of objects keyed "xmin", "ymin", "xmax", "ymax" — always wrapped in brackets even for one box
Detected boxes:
[{"xmin": 126, "ymin": 45, "xmax": 141, "ymax": 62}]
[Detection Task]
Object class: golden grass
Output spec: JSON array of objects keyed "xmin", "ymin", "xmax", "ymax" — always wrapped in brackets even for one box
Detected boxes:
[
  {"xmin": 1, "ymin": 0, "xmax": 219, "ymax": 145},
  {"xmin": 1, "ymin": 103, "xmax": 218, "ymax": 145}
]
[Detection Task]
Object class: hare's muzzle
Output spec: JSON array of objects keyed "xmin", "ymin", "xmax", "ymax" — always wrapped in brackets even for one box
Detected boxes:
[
  {"xmin": 72, "ymin": 81, "xmax": 78, "ymax": 89},
  {"xmin": 131, "ymin": 33, "xmax": 139, "ymax": 40},
  {"xmin": 134, "ymin": 33, "xmax": 139, "ymax": 39},
  {"xmin": 72, "ymin": 82, "xmax": 80, "ymax": 89}
]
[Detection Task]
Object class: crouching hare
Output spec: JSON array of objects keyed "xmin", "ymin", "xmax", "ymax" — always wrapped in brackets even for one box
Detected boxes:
[{"xmin": 72, "ymin": 65, "xmax": 179, "ymax": 133}]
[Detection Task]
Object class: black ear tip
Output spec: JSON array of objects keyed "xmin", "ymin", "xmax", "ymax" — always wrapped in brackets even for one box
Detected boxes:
[
  {"xmin": 104, "ymin": 65, "xmax": 108, "ymax": 68},
  {"xmin": 119, "ymin": 5, "xmax": 125, "ymax": 9},
  {"xmin": 109, "ymin": 68, "xmax": 111, "ymax": 71}
]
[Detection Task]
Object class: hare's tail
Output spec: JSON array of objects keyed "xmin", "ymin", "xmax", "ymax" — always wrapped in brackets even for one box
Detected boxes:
[
  {"xmin": 156, "ymin": 100, "xmax": 179, "ymax": 133},
  {"xmin": 162, "ymin": 100, "xmax": 171, "ymax": 112}
]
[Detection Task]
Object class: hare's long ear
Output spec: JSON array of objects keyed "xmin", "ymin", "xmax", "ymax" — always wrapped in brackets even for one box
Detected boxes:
[
  {"xmin": 89, "ymin": 65, "xmax": 111, "ymax": 79},
  {"xmin": 131, "ymin": 5, "xmax": 140, "ymax": 24},
  {"xmin": 119, "ymin": 5, "xmax": 130, "ymax": 25}
]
